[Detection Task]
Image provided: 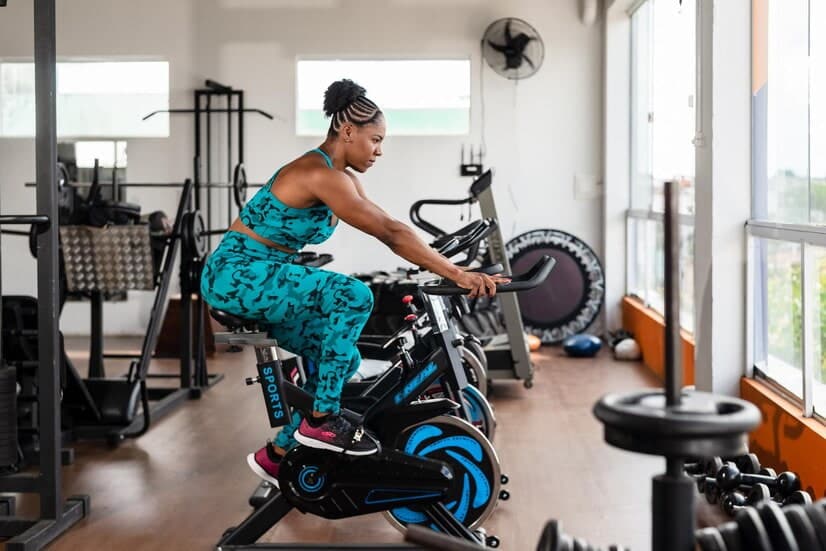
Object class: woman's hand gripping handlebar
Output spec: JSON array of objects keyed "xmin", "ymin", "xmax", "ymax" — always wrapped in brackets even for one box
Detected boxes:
[{"xmin": 423, "ymin": 255, "xmax": 556, "ymax": 297}]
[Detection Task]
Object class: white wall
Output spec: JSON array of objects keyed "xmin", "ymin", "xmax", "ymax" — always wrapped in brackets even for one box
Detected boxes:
[{"xmin": 0, "ymin": 0, "xmax": 604, "ymax": 334}]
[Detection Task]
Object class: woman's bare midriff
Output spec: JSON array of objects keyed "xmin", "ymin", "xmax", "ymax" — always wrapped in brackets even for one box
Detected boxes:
[{"xmin": 229, "ymin": 219, "xmax": 298, "ymax": 254}]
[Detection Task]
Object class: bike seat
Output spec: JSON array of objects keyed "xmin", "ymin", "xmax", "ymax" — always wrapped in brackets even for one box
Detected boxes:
[{"xmin": 209, "ymin": 308, "xmax": 260, "ymax": 333}]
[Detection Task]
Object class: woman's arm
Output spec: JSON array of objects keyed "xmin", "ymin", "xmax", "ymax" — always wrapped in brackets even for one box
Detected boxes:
[{"xmin": 310, "ymin": 171, "xmax": 505, "ymax": 297}]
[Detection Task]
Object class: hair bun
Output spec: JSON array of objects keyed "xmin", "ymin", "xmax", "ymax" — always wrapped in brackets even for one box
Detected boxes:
[{"xmin": 323, "ymin": 79, "xmax": 367, "ymax": 117}]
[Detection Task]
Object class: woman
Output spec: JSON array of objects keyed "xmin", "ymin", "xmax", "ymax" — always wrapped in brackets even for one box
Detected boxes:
[{"xmin": 201, "ymin": 79, "xmax": 506, "ymax": 487}]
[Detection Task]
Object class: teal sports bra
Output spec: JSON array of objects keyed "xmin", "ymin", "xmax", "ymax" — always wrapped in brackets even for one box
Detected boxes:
[{"xmin": 239, "ymin": 149, "xmax": 338, "ymax": 251}]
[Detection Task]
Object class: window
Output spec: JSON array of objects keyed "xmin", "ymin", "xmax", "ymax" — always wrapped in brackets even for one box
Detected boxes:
[
  {"xmin": 74, "ymin": 140, "xmax": 127, "ymax": 168},
  {"xmin": 627, "ymin": 0, "xmax": 696, "ymax": 330},
  {"xmin": 295, "ymin": 59, "xmax": 470, "ymax": 136},
  {"xmin": 749, "ymin": 0, "xmax": 826, "ymax": 419},
  {"xmin": 0, "ymin": 61, "xmax": 169, "ymax": 137}
]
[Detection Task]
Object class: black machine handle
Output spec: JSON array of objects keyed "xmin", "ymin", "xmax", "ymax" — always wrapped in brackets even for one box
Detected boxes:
[
  {"xmin": 421, "ymin": 255, "xmax": 556, "ymax": 295},
  {"xmin": 455, "ymin": 218, "xmax": 497, "ymax": 267},
  {"xmin": 434, "ymin": 237, "xmax": 460, "ymax": 256},
  {"xmin": 468, "ymin": 169, "xmax": 492, "ymax": 198},
  {"xmin": 430, "ymin": 220, "xmax": 482, "ymax": 250},
  {"xmin": 409, "ymin": 171, "xmax": 493, "ymax": 237},
  {"xmin": 410, "ymin": 197, "xmax": 470, "ymax": 237},
  {"xmin": 0, "ymin": 215, "xmax": 50, "ymax": 226},
  {"xmin": 437, "ymin": 219, "xmax": 496, "ymax": 260}
]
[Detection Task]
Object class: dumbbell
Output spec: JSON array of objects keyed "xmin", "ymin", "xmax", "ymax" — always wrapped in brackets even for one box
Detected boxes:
[
  {"xmin": 701, "ymin": 459, "xmax": 770, "ymax": 503},
  {"xmin": 721, "ymin": 484, "xmax": 772, "ymax": 515},
  {"xmin": 717, "ymin": 483, "xmax": 809, "ymax": 517},
  {"xmin": 536, "ymin": 520, "xmax": 629, "ymax": 551},
  {"xmin": 696, "ymin": 457, "xmax": 725, "ymax": 495},
  {"xmin": 689, "ymin": 454, "xmax": 761, "ymax": 478},
  {"xmin": 716, "ymin": 462, "xmax": 801, "ymax": 499},
  {"xmin": 695, "ymin": 464, "xmax": 777, "ymax": 505}
]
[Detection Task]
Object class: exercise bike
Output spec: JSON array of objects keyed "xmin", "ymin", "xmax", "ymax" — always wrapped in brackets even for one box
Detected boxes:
[
  {"xmin": 214, "ymin": 255, "xmax": 555, "ymax": 550},
  {"xmin": 354, "ymin": 218, "xmax": 497, "ymax": 393},
  {"xmin": 225, "ymin": 261, "xmax": 517, "ymax": 512}
]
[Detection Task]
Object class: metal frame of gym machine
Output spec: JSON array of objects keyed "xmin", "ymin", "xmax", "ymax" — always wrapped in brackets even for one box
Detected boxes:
[
  {"xmin": 474, "ymin": 177, "xmax": 534, "ymax": 387},
  {"xmin": 0, "ymin": 1, "xmax": 90, "ymax": 548},
  {"xmin": 410, "ymin": 170, "xmax": 534, "ymax": 387},
  {"xmin": 144, "ymin": 78, "xmax": 274, "ymax": 248}
]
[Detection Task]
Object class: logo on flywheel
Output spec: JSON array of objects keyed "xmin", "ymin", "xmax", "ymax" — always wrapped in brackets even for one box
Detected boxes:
[
  {"xmin": 297, "ymin": 465, "xmax": 326, "ymax": 494},
  {"xmin": 506, "ymin": 229, "xmax": 604, "ymax": 344}
]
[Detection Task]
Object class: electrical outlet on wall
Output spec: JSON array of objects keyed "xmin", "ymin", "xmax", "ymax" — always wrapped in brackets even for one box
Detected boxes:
[{"xmin": 574, "ymin": 173, "xmax": 603, "ymax": 199}]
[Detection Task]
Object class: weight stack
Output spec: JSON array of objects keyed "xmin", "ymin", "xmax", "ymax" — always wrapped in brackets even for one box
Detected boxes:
[{"xmin": 0, "ymin": 365, "xmax": 17, "ymax": 468}]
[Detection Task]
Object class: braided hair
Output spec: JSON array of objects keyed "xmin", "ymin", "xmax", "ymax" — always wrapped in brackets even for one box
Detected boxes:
[{"xmin": 323, "ymin": 79, "xmax": 383, "ymax": 137}]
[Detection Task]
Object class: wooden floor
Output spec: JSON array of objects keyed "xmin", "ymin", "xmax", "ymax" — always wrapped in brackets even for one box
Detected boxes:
[{"xmin": 7, "ymin": 342, "xmax": 684, "ymax": 550}]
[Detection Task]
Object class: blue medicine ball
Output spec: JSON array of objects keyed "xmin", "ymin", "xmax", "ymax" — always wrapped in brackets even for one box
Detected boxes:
[{"xmin": 562, "ymin": 334, "xmax": 602, "ymax": 358}]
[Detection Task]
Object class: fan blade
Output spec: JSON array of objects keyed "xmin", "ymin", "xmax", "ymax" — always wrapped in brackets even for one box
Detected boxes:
[
  {"xmin": 522, "ymin": 54, "xmax": 536, "ymax": 70},
  {"xmin": 504, "ymin": 19, "xmax": 513, "ymax": 42},
  {"xmin": 487, "ymin": 40, "xmax": 509, "ymax": 54}
]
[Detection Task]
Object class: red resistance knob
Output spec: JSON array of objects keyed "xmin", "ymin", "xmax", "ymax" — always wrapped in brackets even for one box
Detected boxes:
[
  {"xmin": 402, "ymin": 295, "xmax": 414, "ymax": 305},
  {"xmin": 404, "ymin": 314, "xmax": 418, "ymax": 322}
]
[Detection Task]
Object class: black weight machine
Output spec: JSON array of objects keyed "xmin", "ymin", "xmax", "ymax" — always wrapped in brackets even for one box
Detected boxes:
[
  {"xmin": 143, "ymin": 78, "xmax": 275, "ymax": 247},
  {"xmin": 61, "ymin": 177, "xmax": 224, "ymax": 445},
  {"xmin": 5, "ymin": 172, "xmax": 224, "ymax": 449}
]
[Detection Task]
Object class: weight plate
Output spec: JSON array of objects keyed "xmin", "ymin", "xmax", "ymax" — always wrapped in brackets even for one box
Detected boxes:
[
  {"xmin": 593, "ymin": 390, "xmax": 761, "ymax": 459},
  {"xmin": 57, "ymin": 162, "xmax": 69, "ymax": 189},
  {"xmin": 718, "ymin": 520, "xmax": 743, "ymax": 551},
  {"xmin": 784, "ymin": 491, "xmax": 812, "ymax": 506},
  {"xmin": 755, "ymin": 501, "xmax": 799, "ymax": 551},
  {"xmin": 735, "ymin": 506, "xmax": 773, "ymax": 551},
  {"xmin": 748, "ymin": 483, "xmax": 772, "ymax": 505},
  {"xmin": 696, "ymin": 527, "xmax": 727, "ymax": 551},
  {"xmin": 233, "ymin": 163, "xmax": 248, "ymax": 210},
  {"xmin": 707, "ymin": 457, "xmax": 725, "ymax": 476},
  {"xmin": 783, "ymin": 505, "xmax": 821, "ymax": 551},
  {"xmin": 735, "ymin": 453, "xmax": 761, "ymax": 474},
  {"xmin": 804, "ymin": 500, "xmax": 826, "ymax": 551},
  {"xmin": 182, "ymin": 211, "xmax": 207, "ymax": 259}
]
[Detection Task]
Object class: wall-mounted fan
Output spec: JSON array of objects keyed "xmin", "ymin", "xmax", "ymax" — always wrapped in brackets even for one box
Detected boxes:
[{"xmin": 481, "ymin": 18, "xmax": 545, "ymax": 80}]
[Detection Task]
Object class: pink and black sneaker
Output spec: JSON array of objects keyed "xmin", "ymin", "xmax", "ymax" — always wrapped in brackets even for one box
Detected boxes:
[
  {"xmin": 246, "ymin": 443, "xmax": 282, "ymax": 487},
  {"xmin": 294, "ymin": 414, "xmax": 379, "ymax": 456}
]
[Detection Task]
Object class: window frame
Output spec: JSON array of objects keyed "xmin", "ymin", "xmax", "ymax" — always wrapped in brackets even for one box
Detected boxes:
[{"xmin": 626, "ymin": 0, "xmax": 697, "ymax": 332}]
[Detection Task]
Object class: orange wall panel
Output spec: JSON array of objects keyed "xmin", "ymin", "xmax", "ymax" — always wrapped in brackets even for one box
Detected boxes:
[
  {"xmin": 740, "ymin": 379, "xmax": 826, "ymax": 499},
  {"xmin": 621, "ymin": 296, "xmax": 695, "ymax": 386}
]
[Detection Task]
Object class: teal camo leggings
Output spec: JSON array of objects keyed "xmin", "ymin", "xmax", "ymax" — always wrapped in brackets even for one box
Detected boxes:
[{"xmin": 200, "ymin": 232, "xmax": 374, "ymax": 450}]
